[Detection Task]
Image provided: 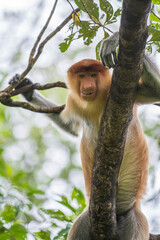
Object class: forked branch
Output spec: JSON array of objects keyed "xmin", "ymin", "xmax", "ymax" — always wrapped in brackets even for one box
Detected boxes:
[{"xmin": 0, "ymin": 1, "xmax": 79, "ymax": 113}]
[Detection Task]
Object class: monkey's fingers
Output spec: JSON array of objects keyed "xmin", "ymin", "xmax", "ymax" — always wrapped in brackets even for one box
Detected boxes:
[
  {"xmin": 9, "ymin": 74, "xmax": 20, "ymax": 85},
  {"xmin": 100, "ymin": 46, "xmax": 116, "ymax": 68},
  {"xmin": 9, "ymin": 75, "xmax": 34, "ymax": 101},
  {"xmin": 102, "ymin": 52, "xmax": 115, "ymax": 68},
  {"xmin": 112, "ymin": 51, "xmax": 117, "ymax": 66},
  {"xmin": 107, "ymin": 54, "xmax": 115, "ymax": 68},
  {"xmin": 9, "ymin": 74, "xmax": 33, "ymax": 88},
  {"xmin": 15, "ymin": 78, "xmax": 33, "ymax": 89}
]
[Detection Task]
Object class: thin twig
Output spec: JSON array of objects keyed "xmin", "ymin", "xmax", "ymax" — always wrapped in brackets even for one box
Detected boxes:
[
  {"xmin": 0, "ymin": 7, "xmax": 80, "ymax": 96},
  {"xmin": 32, "ymin": 8, "xmax": 80, "ymax": 65},
  {"xmin": 81, "ymin": 0, "xmax": 99, "ymax": 24},
  {"xmin": 67, "ymin": 0, "xmax": 81, "ymax": 28},
  {"xmin": 81, "ymin": 0, "xmax": 113, "ymax": 33},
  {"xmin": 29, "ymin": 0, "xmax": 59, "ymax": 64},
  {"xmin": 67, "ymin": 0, "xmax": 75, "ymax": 11}
]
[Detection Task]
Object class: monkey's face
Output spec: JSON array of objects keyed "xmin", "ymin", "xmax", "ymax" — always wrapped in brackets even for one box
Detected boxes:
[
  {"xmin": 77, "ymin": 71, "xmax": 98, "ymax": 101},
  {"xmin": 67, "ymin": 59, "xmax": 111, "ymax": 104}
]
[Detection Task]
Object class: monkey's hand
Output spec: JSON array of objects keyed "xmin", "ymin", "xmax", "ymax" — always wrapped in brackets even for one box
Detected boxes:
[
  {"xmin": 9, "ymin": 74, "xmax": 34, "ymax": 101},
  {"xmin": 100, "ymin": 32, "xmax": 119, "ymax": 68}
]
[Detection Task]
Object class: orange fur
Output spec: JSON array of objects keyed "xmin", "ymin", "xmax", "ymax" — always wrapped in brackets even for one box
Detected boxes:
[{"xmin": 64, "ymin": 59, "xmax": 149, "ymax": 240}]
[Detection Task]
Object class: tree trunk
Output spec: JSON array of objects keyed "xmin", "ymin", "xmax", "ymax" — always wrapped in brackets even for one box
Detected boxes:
[{"xmin": 89, "ymin": 0, "xmax": 151, "ymax": 239}]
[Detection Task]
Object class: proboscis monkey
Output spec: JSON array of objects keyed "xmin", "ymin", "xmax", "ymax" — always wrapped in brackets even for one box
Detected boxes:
[{"xmin": 10, "ymin": 32, "xmax": 160, "ymax": 239}]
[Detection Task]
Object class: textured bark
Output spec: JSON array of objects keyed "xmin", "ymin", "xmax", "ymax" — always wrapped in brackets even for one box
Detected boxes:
[
  {"xmin": 89, "ymin": 0, "xmax": 151, "ymax": 239},
  {"xmin": 150, "ymin": 234, "xmax": 160, "ymax": 240}
]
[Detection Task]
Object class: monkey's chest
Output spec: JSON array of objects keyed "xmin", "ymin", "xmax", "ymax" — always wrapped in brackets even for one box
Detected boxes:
[
  {"xmin": 116, "ymin": 129, "xmax": 148, "ymax": 214},
  {"xmin": 80, "ymin": 119, "xmax": 148, "ymax": 214}
]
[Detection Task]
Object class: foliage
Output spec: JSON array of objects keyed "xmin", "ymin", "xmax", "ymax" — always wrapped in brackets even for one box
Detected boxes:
[
  {"xmin": 0, "ymin": 86, "xmax": 86, "ymax": 239},
  {"xmin": 0, "ymin": 174, "xmax": 86, "ymax": 239},
  {"xmin": 59, "ymin": 0, "xmax": 122, "ymax": 58},
  {"xmin": 148, "ymin": 0, "xmax": 160, "ymax": 53},
  {"xmin": 59, "ymin": 0, "xmax": 160, "ymax": 56}
]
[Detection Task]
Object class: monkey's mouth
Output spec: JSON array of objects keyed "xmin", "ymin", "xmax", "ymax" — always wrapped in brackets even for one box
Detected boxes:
[
  {"xmin": 81, "ymin": 91, "xmax": 96, "ymax": 100},
  {"xmin": 82, "ymin": 91, "xmax": 94, "ymax": 95}
]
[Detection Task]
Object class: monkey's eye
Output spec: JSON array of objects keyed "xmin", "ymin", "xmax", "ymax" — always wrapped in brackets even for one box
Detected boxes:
[
  {"xmin": 78, "ymin": 73, "xmax": 85, "ymax": 78},
  {"xmin": 90, "ymin": 72, "xmax": 97, "ymax": 77}
]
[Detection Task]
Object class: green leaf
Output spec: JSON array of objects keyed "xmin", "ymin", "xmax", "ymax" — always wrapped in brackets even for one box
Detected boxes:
[
  {"xmin": 157, "ymin": 45, "xmax": 160, "ymax": 52},
  {"xmin": 59, "ymin": 40, "xmax": 72, "ymax": 53},
  {"xmin": 1, "ymin": 205, "xmax": 19, "ymax": 223},
  {"xmin": 58, "ymin": 196, "xmax": 76, "ymax": 213},
  {"xmin": 146, "ymin": 45, "xmax": 153, "ymax": 53},
  {"xmin": 0, "ymin": 221, "xmax": 7, "ymax": 234},
  {"xmin": 54, "ymin": 225, "xmax": 71, "ymax": 240},
  {"xmin": 104, "ymin": 31, "xmax": 110, "ymax": 38},
  {"xmin": 150, "ymin": 13, "xmax": 160, "ymax": 23},
  {"xmin": 96, "ymin": 30, "xmax": 110, "ymax": 60},
  {"xmin": 9, "ymin": 224, "xmax": 27, "ymax": 240},
  {"xmin": 71, "ymin": 188, "xmax": 86, "ymax": 210},
  {"xmin": 150, "ymin": 23, "xmax": 160, "ymax": 30},
  {"xmin": 99, "ymin": 0, "xmax": 113, "ymax": 22},
  {"xmin": 96, "ymin": 40, "xmax": 103, "ymax": 60},
  {"xmin": 74, "ymin": 0, "xmax": 99, "ymax": 23},
  {"xmin": 41, "ymin": 209, "xmax": 72, "ymax": 222},
  {"xmin": 100, "ymin": 13, "xmax": 105, "ymax": 20},
  {"xmin": 0, "ymin": 233, "xmax": 11, "ymax": 240},
  {"xmin": 59, "ymin": 34, "xmax": 75, "ymax": 52},
  {"xmin": 74, "ymin": 0, "xmax": 86, "ymax": 11},
  {"xmin": 35, "ymin": 230, "xmax": 51, "ymax": 240},
  {"xmin": 114, "ymin": 8, "xmax": 122, "ymax": 18},
  {"xmin": 152, "ymin": 0, "xmax": 160, "ymax": 4},
  {"xmin": 78, "ymin": 21, "xmax": 98, "ymax": 45},
  {"xmin": 149, "ymin": 25, "xmax": 160, "ymax": 41}
]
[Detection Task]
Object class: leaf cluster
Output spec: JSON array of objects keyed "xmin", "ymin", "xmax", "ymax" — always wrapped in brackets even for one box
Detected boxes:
[
  {"xmin": 0, "ymin": 177, "xmax": 86, "ymax": 240},
  {"xmin": 0, "ymin": 97, "xmax": 85, "ymax": 239},
  {"xmin": 59, "ymin": 0, "xmax": 122, "ymax": 58},
  {"xmin": 59, "ymin": 0, "xmax": 160, "ymax": 57},
  {"xmin": 147, "ymin": 0, "xmax": 160, "ymax": 52}
]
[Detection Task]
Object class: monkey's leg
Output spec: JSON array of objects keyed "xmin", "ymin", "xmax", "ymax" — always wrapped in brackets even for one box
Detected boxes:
[
  {"xmin": 67, "ymin": 210, "xmax": 91, "ymax": 240},
  {"xmin": 137, "ymin": 55, "xmax": 160, "ymax": 103},
  {"xmin": 117, "ymin": 205, "xmax": 149, "ymax": 240}
]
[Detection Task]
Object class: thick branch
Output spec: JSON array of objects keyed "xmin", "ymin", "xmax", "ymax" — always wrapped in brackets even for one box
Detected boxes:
[
  {"xmin": 10, "ymin": 81, "xmax": 67, "ymax": 97},
  {"xmin": 89, "ymin": 0, "xmax": 151, "ymax": 240},
  {"xmin": 1, "ymin": 98, "xmax": 65, "ymax": 114},
  {"xmin": 0, "ymin": 81, "xmax": 67, "ymax": 113}
]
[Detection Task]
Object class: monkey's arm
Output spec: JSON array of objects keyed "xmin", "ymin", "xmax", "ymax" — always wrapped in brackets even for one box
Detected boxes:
[
  {"xmin": 100, "ymin": 32, "xmax": 160, "ymax": 103},
  {"xmin": 9, "ymin": 76, "xmax": 78, "ymax": 136},
  {"xmin": 100, "ymin": 32, "xmax": 119, "ymax": 68},
  {"xmin": 137, "ymin": 55, "xmax": 160, "ymax": 103}
]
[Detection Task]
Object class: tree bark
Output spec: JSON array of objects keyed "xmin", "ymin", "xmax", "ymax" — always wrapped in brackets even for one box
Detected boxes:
[
  {"xmin": 89, "ymin": 0, "xmax": 151, "ymax": 239},
  {"xmin": 150, "ymin": 234, "xmax": 160, "ymax": 240}
]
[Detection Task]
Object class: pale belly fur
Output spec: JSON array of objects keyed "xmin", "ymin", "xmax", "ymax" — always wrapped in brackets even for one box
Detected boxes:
[{"xmin": 80, "ymin": 116, "xmax": 149, "ymax": 214}]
